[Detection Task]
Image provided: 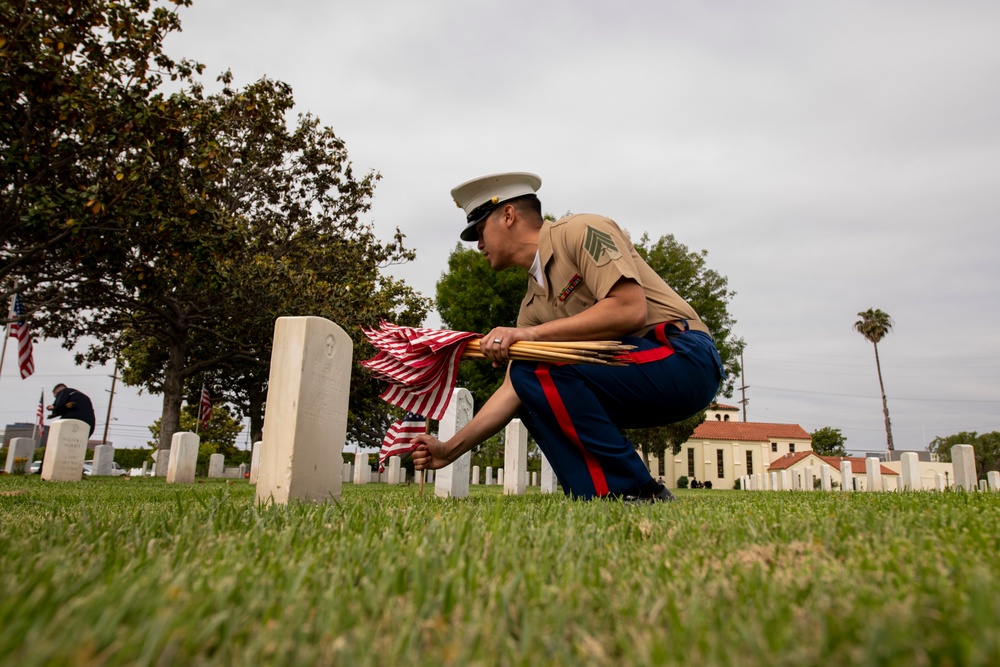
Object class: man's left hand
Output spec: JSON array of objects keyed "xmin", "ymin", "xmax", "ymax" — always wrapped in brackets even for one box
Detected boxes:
[{"xmin": 482, "ymin": 326, "xmax": 536, "ymax": 368}]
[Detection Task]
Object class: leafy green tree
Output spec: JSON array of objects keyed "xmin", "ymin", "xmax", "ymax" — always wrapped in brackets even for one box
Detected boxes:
[
  {"xmin": 620, "ymin": 233, "xmax": 741, "ymax": 464},
  {"xmin": 0, "ymin": 0, "xmax": 200, "ymax": 297},
  {"xmin": 634, "ymin": 234, "xmax": 742, "ymax": 397},
  {"xmin": 854, "ymin": 308, "xmax": 895, "ymax": 452},
  {"xmin": 114, "ymin": 447, "xmax": 154, "ymax": 470},
  {"xmin": 811, "ymin": 426, "xmax": 847, "ymax": 457},
  {"xmin": 436, "ymin": 244, "xmax": 526, "ymax": 410},
  {"xmin": 146, "ymin": 398, "xmax": 245, "ymax": 464},
  {"xmin": 30, "ymin": 75, "xmax": 426, "ymax": 451},
  {"xmin": 928, "ymin": 431, "xmax": 1000, "ymax": 479}
]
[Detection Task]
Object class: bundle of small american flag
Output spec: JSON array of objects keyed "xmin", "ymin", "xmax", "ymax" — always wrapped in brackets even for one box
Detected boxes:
[
  {"xmin": 361, "ymin": 321, "xmax": 634, "ymax": 420},
  {"xmin": 362, "ymin": 322, "xmax": 479, "ymax": 420}
]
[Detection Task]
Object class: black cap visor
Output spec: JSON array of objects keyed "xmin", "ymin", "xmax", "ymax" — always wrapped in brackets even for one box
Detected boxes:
[{"xmin": 459, "ymin": 199, "xmax": 502, "ymax": 242}]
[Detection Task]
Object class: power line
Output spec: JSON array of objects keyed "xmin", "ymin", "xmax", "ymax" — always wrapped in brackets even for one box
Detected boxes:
[{"xmin": 753, "ymin": 384, "xmax": 1000, "ymax": 403}]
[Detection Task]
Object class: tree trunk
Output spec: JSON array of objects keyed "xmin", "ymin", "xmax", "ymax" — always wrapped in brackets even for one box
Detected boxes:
[
  {"xmin": 873, "ymin": 341, "xmax": 894, "ymax": 452},
  {"xmin": 159, "ymin": 337, "xmax": 189, "ymax": 451},
  {"xmin": 249, "ymin": 384, "xmax": 265, "ymax": 445}
]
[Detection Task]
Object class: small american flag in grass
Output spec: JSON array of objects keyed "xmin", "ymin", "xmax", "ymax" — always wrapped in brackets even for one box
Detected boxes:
[
  {"xmin": 379, "ymin": 412, "xmax": 426, "ymax": 472},
  {"xmin": 362, "ymin": 322, "xmax": 479, "ymax": 420}
]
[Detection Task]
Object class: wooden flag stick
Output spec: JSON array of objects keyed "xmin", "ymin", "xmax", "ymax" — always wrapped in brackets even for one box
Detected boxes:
[
  {"xmin": 463, "ymin": 348, "xmax": 628, "ymax": 366},
  {"xmin": 419, "ymin": 418, "xmax": 430, "ymax": 498},
  {"xmin": 463, "ymin": 339, "xmax": 635, "ymax": 365}
]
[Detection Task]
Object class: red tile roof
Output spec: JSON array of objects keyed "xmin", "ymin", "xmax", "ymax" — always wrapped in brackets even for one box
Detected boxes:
[
  {"xmin": 767, "ymin": 451, "xmax": 897, "ymax": 475},
  {"xmin": 709, "ymin": 403, "xmax": 740, "ymax": 411},
  {"xmin": 692, "ymin": 421, "xmax": 811, "ymax": 442}
]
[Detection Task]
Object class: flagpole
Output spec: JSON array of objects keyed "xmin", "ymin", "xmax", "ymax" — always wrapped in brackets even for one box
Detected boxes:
[
  {"xmin": 31, "ymin": 389, "xmax": 42, "ymax": 440},
  {"xmin": 102, "ymin": 360, "xmax": 119, "ymax": 444},
  {"xmin": 419, "ymin": 419, "xmax": 429, "ymax": 498},
  {"xmin": 0, "ymin": 294, "xmax": 13, "ymax": 378},
  {"xmin": 195, "ymin": 383, "xmax": 204, "ymax": 434}
]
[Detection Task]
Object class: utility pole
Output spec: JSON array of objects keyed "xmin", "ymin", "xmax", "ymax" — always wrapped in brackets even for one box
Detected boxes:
[
  {"xmin": 102, "ymin": 360, "xmax": 119, "ymax": 444},
  {"xmin": 738, "ymin": 349, "xmax": 749, "ymax": 422}
]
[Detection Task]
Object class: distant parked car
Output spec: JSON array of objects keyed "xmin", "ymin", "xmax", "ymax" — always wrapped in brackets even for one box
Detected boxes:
[{"xmin": 82, "ymin": 460, "xmax": 128, "ymax": 477}]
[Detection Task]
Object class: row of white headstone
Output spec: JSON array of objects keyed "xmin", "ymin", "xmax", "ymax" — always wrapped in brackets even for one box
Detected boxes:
[
  {"xmin": 13, "ymin": 317, "xmax": 561, "ymax": 499},
  {"xmin": 245, "ymin": 387, "xmax": 559, "ymax": 498},
  {"xmin": 740, "ymin": 447, "xmax": 1000, "ymax": 493}
]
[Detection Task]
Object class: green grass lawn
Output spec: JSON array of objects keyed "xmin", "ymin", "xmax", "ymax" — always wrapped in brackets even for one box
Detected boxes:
[{"xmin": 1, "ymin": 475, "xmax": 998, "ymax": 666}]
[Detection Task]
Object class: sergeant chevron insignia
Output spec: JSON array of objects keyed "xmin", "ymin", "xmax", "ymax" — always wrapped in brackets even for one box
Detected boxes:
[{"xmin": 583, "ymin": 225, "xmax": 617, "ymax": 262}]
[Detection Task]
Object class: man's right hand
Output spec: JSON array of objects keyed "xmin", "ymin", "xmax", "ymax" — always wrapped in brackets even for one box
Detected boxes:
[{"xmin": 410, "ymin": 435, "xmax": 452, "ymax": 471}]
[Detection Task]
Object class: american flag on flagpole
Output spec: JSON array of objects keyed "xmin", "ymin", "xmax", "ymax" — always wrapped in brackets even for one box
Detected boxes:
[
  {"xmin": 9, "ymin": 294, "xmax": 35, "ymax": 379},
  {"xmin": 379, "ymin": 412, "xmax": 426, "ymax": 472},
  {"xmin": 362, "ymin": 322, "xmax": 479, "ymax": 420},
  {"xmin": 34, "ymin": 390, "xmax": 45, "ymax": 438},
  {"xmin": 199, "ymin": 387, "xmax": 212, "ymax": 430}
]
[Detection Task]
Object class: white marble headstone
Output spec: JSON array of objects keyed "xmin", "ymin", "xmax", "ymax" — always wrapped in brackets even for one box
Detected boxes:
[
  {"xmin": 900, "ymin": 452, "xmax": 921, "ymax": 491},
  {"xmin": 40, "ymin": 420, "xmax": 89, "ymax": 482},
  {"xmin": 865, "ymin": 457, "xmax": 882, "ymax": 492},
  {"xmin": 208, "ymin": 453, "xmax": 225, "ymax": 478},
  {"xmin": 387, "ymin": 456, "xmax": 402, "ymax": 485},
  {"xmin": 840, "ymin": 460, "xmax": 852, "ymax": 491},
  {"xmin": 166, "ymin": 431, "xmax": 199, "ymax": 484},
  {"xmin": 5, "ymin": 437, "xmax": 36, "ymax": 474},
  {"xmin": 988, "ymin": 470, "xmax": 1000, "ymax": 492},
  {"xmin": 504, "ymin": 419, "xmax": 528, "ymax": 495},
  {"xmin": 249, "ymin": 441, "xmax": 262, "ymax": 483},
  {"xmin": 951, "ymin": 444, "xmax": 977, "ymax": 492},
  {"xmin": 540, "ymin": 453, "xmax": 558, "ymax": 494},
  {"xmin": 353, "ymin": 452, "xmax": 368, "ymax": 485},
  {"xmin": 256, "ymin": 317, "xmax": 352, "ymax": 504},
  {"xmin": 434, "ymin": 387, "xmax": 473, "ymax": 499}
]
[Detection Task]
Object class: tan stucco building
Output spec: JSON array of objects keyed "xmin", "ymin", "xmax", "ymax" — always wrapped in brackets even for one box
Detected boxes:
[{"xmin": 647, "ymin": 404, "xmax": 813, "ymax": 489}]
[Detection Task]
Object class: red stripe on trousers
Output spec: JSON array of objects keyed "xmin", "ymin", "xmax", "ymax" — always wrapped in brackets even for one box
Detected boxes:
[{"xmin": 535, "ymin": 365, "xmax": 610, "ymax": 497}]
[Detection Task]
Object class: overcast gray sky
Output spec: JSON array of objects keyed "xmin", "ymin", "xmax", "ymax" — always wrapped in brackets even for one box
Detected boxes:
[{"xmin": 3, "ymin": 0, "xmax": 999, "ymax": 453}]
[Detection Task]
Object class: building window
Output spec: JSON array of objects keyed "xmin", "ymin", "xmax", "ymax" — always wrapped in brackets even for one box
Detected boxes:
[
  {"xmin": 746, "ymin": 450, "xmax": 754, "ymax": 476},
  {"xmin": 687, "ymin": 447, "xmax": 695, "ymax": 478},
  {"xmin": 657, "ymin": 455, "xmax": 665, "ymax": 477},
  {"xmin": 789, "ymin": 443, "xmax": 796, "ymax": 454},
  {"xmin": 771, "ymin": 442, "xmax": 777, "ymax": 453},
  {"xmin": 715, "ymin": 414, "xmax": 721, "ymax": 421},
  {"xmin": 724, "ymin": 414, "xmax": 730, "ymax": 421},
  {"xmin": 717, "ymin": 449, "xmax": 725, "ymax": 478}
]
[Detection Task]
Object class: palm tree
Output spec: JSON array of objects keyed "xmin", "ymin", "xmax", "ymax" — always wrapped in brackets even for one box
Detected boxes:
[{"xmin": 854, "ymin": 308, "xmax": 895, "ymax": 452}]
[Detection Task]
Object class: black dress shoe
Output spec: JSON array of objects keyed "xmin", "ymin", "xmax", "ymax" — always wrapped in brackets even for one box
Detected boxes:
[{"xmin": 623, "ymin": 483, "xmax": 676, "ymax": 504}]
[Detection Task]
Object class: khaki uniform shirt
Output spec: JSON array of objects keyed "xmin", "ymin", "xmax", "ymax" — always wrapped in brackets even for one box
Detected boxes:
[{"xmin": 517, "ymin": 214, "xmax": 710, "ymax": 337}]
